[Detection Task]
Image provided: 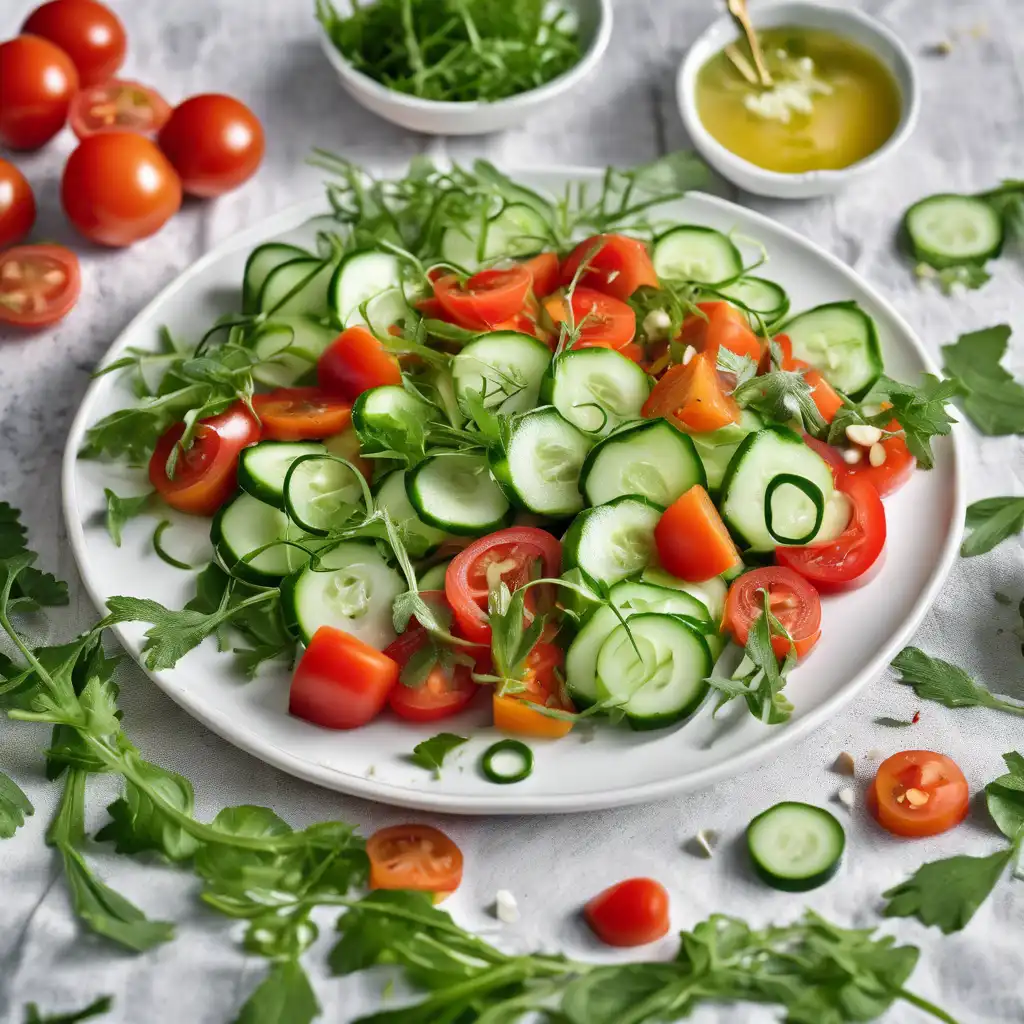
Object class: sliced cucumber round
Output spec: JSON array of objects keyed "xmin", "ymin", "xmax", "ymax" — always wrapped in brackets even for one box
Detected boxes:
[
  {"xmin": 406, "ymin": 453, "xmax": 511, "ymax": 536},
  {"xmin": 640, "ymin": 568, "xmax": 727, "ymax": 624},
  {"xmin": 563, "ymin": 495, "xmax": 662, "ymax": 588},
  {"xmin": 580, "ymin": 419, "xmax": 706, "ymax": 508},
  {"xmin": 685, "ymin": 409, "xmax": 763, "ymax": 492},
  {"xmin": 238, "ymin": 441, "xmax": 326, "ymax": 508},
  {"xmin": 212, "ymin": 493, "xmax": 310, "ymax": 585},
  {"xmin": 440, "ymin": 202, "xmax": 550, "ymax": 269},
  {"xmin": 652, "ymin": 226, "xmax": 743, "ymax": 285},
  {"xmin": 285, "ymin": 454, "xmax": 367, "ymax": 536},
  {"xmin": 344, "ymin": 285, "xmax": 414, "ymax": 337},
  {"xmin": 281, "ymin": 541, "xmax": 404, "ymax": 649},
  {"xmin": 352, "ymin": 385, "xmax": 438, "ymax": 456},
  {"xmin": 330, "ymin": 249, "xmax": 404, "ymax": 324},
  {"xmin": 374, "ymin": 469, "xmax": 448, "ymax": 558},
  {"xmin": 251, "ymin": 316, "xmax": 338, "ymax": 388},
  {"xmin": 609, "ymin": 580, "xmax": 710, "ymax": 622},
  {"xmin": 747, "ymin": 801, "xmax": 845, "ymax": 892},
  {"xmin": 259, "ymin": 257, "xmax": 335, "ymax": 318},
  {"xmin": 713, "ymin": 277, "xmax": 790, "ymax": 326},
  {"xmin": 452, "ymin": 332, "xmax": 552, "ymax": 417},
  {"xmin": 243, "ymin": 243, "xmax": 310, "ymax": 314},
  {"xmin": 780, "ymin": 302, "xmax": 883, "ymax": 399},
  {"xmin": 903, "ymin": 193, "xmax": 1004, "ymax": 269},
  {"xmin": 417, "ymin": 559, "xmax": 451, "ymax": 592},
  {"xmin": 565, "ymin": 604, "xmax": 620, "ymax": 710}
]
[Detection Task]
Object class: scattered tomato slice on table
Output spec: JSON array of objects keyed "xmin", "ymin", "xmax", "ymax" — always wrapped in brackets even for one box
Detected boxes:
[
  {"xmin": 0, "ymin": 35, "xmax": 79, "ymax": 150},
  {"xmin": 585, "ymin": 878, "xmax": 671, "ymax": 947},
  {"xmin": 69, "ymin": 79, "xmax": 172, "ymax": 139},
  {"xmin": 367, "ymin": 824, "xmax": 463, "ymax": 898},
  {"xmin": 0, "ymin": 245, "xmax": 81, "ymax": 328},
  {"xmin": 642, "ymin": 351, "xmax": 740, "ymax": 432},
  {"xmin": 560, "ymin": 234, "xmax": 658, "ymax": 300},
  {"xmin": 723, "ymin": 566, "xmax": 822, "ymax": 660},
  {"xmin": 543, "ymin": 287, "xmax": 636, "ymax": 350},
  {"xmin": 492, "ymin": 641, "xmax": 574, "ymax": 739},
  {"xmin": 433, "ymin": 265, "xmax": 532, "ymax": 330},
  {"xmin": 22, "ymin": 0, "xmax": 126, "ymax": 87},
  {"xmin": 0, "ymin": 160, "xmax": 37, "ymax": 249},
  {"xmin": 318, "ymin": 326, "xmax": 402, "ymax": 400},
  {"xmin": 681, "ymin": 301, "xmax": 762, "ymax": 363},
  {"xmin": 385, "ymin": 625, "xmax": 479, "ymax": 723},
  {"xmin": 252, "ymin": 387, "xmax": 353, "ymax": 440},
  {"xmin": 869, "ymin": 750, "xmax": 969, "ymax": 837},
  {"xmin": 655, "ymin": 485, "xmax": 742, "ymax": 582}
]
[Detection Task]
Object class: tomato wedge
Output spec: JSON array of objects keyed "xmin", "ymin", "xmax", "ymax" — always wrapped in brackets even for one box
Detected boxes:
[
  {"xmin": 367, "ymin": 824, "xmax": 463, "ymax": 897},
  {"xmin": 560, "ymin": 234, "xmax": 658, "ymax": 301},
  {"xmin": 869, "ymin": 750, "xmax": 969, "ymax": 838},
  {"xmin": 655, "ymin": 485, "xmax": 742, "ymax": 582},
  {"xmin": 723, "ymin": 567, "xmax": 822, "ymax": 660},
  {"xmin": 681, "ymin": 302, "xmax": 762, "ymax": 363},
  {"xmin": 492, "ymin": 641, "xmax": 573, "ymax": 739},
  {"xmin": 521, "ymin": 252, "xmax": 560, "ymax": 297},
  {"xmin": 544, "ymin": 287, "xmax": 636, "ymax": 350},
  {"xmin": 805, "ymin": 369, "xmax": 844, "ymax": 424},
  {"xmin": 776, "ymin": 474, "xmax": 886, "ymax": 588},
  {"xmin": 252, "ymin": 387, "xmax": 352, "ymax": 441},
  {"xmin": 642, "ymin": 352, "xmax": 740, "ymax": 433},
  {"xmin": 763, "ymin": 333, "xmax": 809, "ymax": 373},
  {"xmin": 445, "ymin": 527, "xmax": 561, "ymax": 644},
  {"xmin": 585, "ymin": 878, "xmax": 671, "ymax": 947},
  {"xmin": 385, "ymin": 625, "xmax": 478, "ymax": 723},
  {"xmin": 149, "ymin": 402, "xmax": 259, "ymax": 515},
  {"xmin": 318, "ymin": 326, "xmax": 402, "ymax": 400},
  {"xmin": 845, "ymin": 420, "xmax": 915, "ymax": 496},
  {"xmin": 0, "ymin": 245, "xmax": 81, "ymax": 328},
  {"xmin": 289, "ymin": 625, "xmax": 399, "ymax": 730},
  {"xmin": 69, "ymin": 79, "xmax": 171, "ymax": 139},
  {"xmin": 433, "ymin": 265, "xmax": 532, "ymax": 330}
]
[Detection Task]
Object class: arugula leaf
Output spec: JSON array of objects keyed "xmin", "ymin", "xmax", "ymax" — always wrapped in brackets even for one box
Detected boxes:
[
  {"xmin": 0, "ymin": 770, "xmax": 33, "ymax": 838},
  {"xmin": 890, "ymin": 647, "xmax": 1024, "ymax": 717},
  {"xmin": 23, "ymin": 996, "xmax": 113, "ymax": 1024},
  {"xmin": 962, "ymin": 496, "xmax": 1024, "ymax": 557},
  {"xmin": 104, "ymin": 489, "xmax": 153, "ymax": 547},
  {"xmin": 942, "ymin": 324, "xmax": 1024, "ymax": 436},
  {"xmin": 232, "ymin": 959, "xmax": 319, "ymax": 1024},
  {"xmin": 410, "ymin": 733, "xmax": 468, "ymax": 777}
]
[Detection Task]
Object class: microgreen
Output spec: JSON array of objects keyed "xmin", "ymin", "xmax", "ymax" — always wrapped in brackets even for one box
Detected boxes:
[
  {"xmin": 103, "ymin": 489, "xmax": 153, "ymax": 547},
  {"xmin": 410, "ymin": 733, "xmax": 469, "ymax": 777},
  {"xmin": 942, "ymin": 324, "xmax": 1024, "ymax": 436},
  {"xmin": 962, "ymin": 496, "xmax": 1024, "ymax": 557},
  {"xmin": 890, "ymin": 647, "xmax": 1024, "ymax": 717},
  {"xmin": 23, "ymin": 996, "xmax": 113, "ymax": 1024}
]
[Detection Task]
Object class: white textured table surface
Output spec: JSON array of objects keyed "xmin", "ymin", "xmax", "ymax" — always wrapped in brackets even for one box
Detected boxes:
[{"xmin": 2, "ymin": 1, "xmax": 1023, "ymax": 1022}]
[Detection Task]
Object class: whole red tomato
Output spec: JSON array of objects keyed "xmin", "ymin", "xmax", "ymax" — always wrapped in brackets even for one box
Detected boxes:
[
  {"xmin": 0, "ymin": 159, "xmax": 37, "ymax": 248},
  {"xmin": 158, "ymin": 94, "xmax": 265, "ymax": 197},
  {"xmin": 21, "ymin": 0, "xmax": 126, "ymax": 87},
  {"xmin": 0, "ymin": 35, "xmax": 79, "ymax": 150},
  {"xmin": 61, "ymin": 132, "xmax": 182, "ymax": 247}
]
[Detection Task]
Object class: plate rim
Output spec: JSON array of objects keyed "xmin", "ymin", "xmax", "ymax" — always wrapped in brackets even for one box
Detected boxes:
[{"xmin": 61, "ymin": 164, "xmax": 966, "ymax": 814}]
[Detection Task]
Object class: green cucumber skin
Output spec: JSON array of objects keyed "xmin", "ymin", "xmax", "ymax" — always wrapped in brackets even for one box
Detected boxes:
[
  {"xmin": 279, "ymin": 569, "xmax": 311, "ymax": 643},
  {"xmin": 746, "ymin": 802, "xmax": 845, "ymax": 892},
  {"xmin": 561, "ymin": 495, "xmax": 664, "ymax": 586},
  {"xmin": 211, "ymin": 504, "xmax": 290, "ymax": 587},
  {"xmin": 901, "ymin": 193, "xmax": 1005, "ymax": 269},
  {"xmin": 243, "ymin": 243, "xmax": 310, "ymax": 314},
  {"xmin": 237, "ymin": 442, "xmax": 323, "ymax": 510},
  {"xmin": 405, "ymin": 457, "xmax": 513, "ymax": 537}
]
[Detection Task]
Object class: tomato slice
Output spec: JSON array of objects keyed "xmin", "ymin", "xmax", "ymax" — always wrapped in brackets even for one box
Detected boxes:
[
  {"xmin": 584, "ymin": 878, "xmax": 671, "ymax": 947},
  {"xmin": 384, "ymin": 626, "xmax": 478, "ymax": 723},
  {"xmin": 367, "ymin": 824, "xmax": 463, "ymax": 897},
  {"xmin": 642, "ymin": 352, "xmax": 740, "ymax": 433},
  {"xmin": 433, "ymin": 266, "xmax": 532, "ymax": 330},
  {"xmin": 869, "ymin": 750, "xmax": 969, "ymax": 838},
  {"xmin": 544, "ymin": 287, "xmax": 636, "ymax": 350},
  {"xmin": 289, "ymin": 625, "xmax": 399, "ymax": 730},
  {"xmin": 0, "ymin": 245, "xmax": 81, "ymax": 327},
  {"xmin": 804, "ymin": 369, "xmax": 844, "ymax": 424},
  {"xmin": 521, "ymin": 252, "xmax": 560, "ymax": 297},
  {"xmin": 69, "ymin": 79, "xmax": 172, "ymax": 139},
  {"xmin": 681, "ymin": 302, "xmax": 762, "ymax": 363},
  {"xmin": 317, "ymin": 326, "xmax": 402, "ymax": 400},
  {"xmin": 776, "ymin": 474, "xmax": 886, "ymax": 588},
  {"xmin": 492, "ymin": 641, "xmax": 573, "ymax": 739},
  {"xmin": 723, "ymin": 566, "xmax": 822, "ymax": 660},
  {"xmin": 148, "ymin": 402, "xmax": 260, "ymax": 516},
  {"xmin": 445, "ymin": 527, "xmax": 562, "ymax": 644},
  {"xmin": 252, "ymin": 387, "xmax": 352, "ymax": 441},
  {"xmin": 845, "ymin": 420, "xmax": 915, "ymax": 496},
  {"xmin": 560, "ymin": 234, "xmax": 658, "ymax": 301},
  {"xmin": 655, "ymin": 485, "xmax": 742, "ymax": 582}
]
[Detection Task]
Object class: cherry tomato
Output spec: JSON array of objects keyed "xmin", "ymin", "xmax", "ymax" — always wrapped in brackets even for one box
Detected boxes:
[
  {"xmin": 157, "ymin": 94, "xmax": 265, "ymax": 198},
  {"xmin": 21, "ymin": 0, "xmax": 125, "ymax": 87},
  {"xmin": 560, "ymin": 234, "xmax": 659, "ymax": 301},
  {"xmin": 492, "ymin": 641, "xmax": 574, "ymax": 739},
  {"xmin": 69, "ymin": 79, "xmax": 172, "ymax": 139},
  {"xmin": 289, "ymin": 626, "xmax": 399, "ymax": 730},
  {"xmin": 251, "ymin": 387, "xmax": 353, "ymax": 441},
  {"xmin": 384, "ymin": 625, "xmax": 478, "ymax": 723},
  {"xmin": 680, "ymin": 302, "xmax": 762, "ymax": 363},
  {"xmin": 723, "ymin": 566, "xmax": 822, "ymax": 660},
  {"xmin": 367, "ymin": 824, "xmax": 463, "ymax": 897},
  {"xmin": 544, "ymin": 287, "xmax": 636, "ymax": 350},
  {"xmin": 433, "ymin": 265, "xmax": 532, "ymax": 330},
  {"xmin": 148, "ymin": 403, "xmax": 259, "ymax": 515},
  {"xmin": 61, "ymin": 132, "xmax": 182, "ymax": 247},
  {"xmin": 869, "ymin": 750, "xmax": 969, "ymax": 838},
  {"xmin": 0, "ymin": 160, "xmax": 37, "ymax": 248},
  {"xmin": 521, "ymin": 252, "xmax": 560, "ymax": 297},
  {"xmin": 584, "ymin": 878, "xmax": 671, "ymax": 947},
  {"xmin": 845, "ymin": 420, "xmax": 915, "ymax": 496},
  {"xmin": 445, "ymin": 527, "xmax": 562, "ymax": 644},
  {"xmin": 0, "ymin": 35, "xmax": 79, "ymax": 150},
  {"xmin": 776, "ymin": 474, "xmax": 886, "ymax": 589},
  {"xmin": 318, "ymin": 326, "xmax": 402, "ymax": 400},
  {"xmin": 0, "ymin": 245, "xmax": 81, "ymax": 328}
]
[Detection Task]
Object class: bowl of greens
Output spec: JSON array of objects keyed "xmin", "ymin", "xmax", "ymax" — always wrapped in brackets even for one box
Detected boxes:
[{"xmin": 316, "ymin": 0, "xmax": 612, "ymax": 135}]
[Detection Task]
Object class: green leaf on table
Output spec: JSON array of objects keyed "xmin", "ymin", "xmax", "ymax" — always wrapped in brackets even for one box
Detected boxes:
[
  {"xmin": 890, "ymin": 647, "xmax": 1024, "ymax": 716},
  {"xmin": 985, "ymin": 751, "xmax": 1024, "ymax": 842},
  {"xmin": 0, "ymin": 770, "xmax": 33, "ymax": 838},
  {"xmin": 104, "ymin": 489, "xmax": 153, "ymax": 547},
  {"xmin": 232, "ymin": 959, "xmax": 319, "ymax": 1024},
  {"xmin": 46, "ymin": 769, "xmax": 87, "ymax": 848},
  {"xmin": 962, "ymin": 496, "xmax": 1024, "ymax": 556},
  {"xmin": 23, "ymin": 995, "xmax": 113, "ymax": 1024},
  {"xmin": 980, "ymin": 179, "xmax": 1024, "ymax": 244},
  {"xmin": 0, "ymin": 503, "xmax": 69, "ymax": 612},
  {"xmin": 873, "ymin": 716, "xmax": 915, "ymax": 728},
  {"xmin": 942, "ymin": 324, "xmax": 1024, "ymax": 435},
  {"xmin": 410, "ymin": 733, "xmax": 468, "ymax": 777}
]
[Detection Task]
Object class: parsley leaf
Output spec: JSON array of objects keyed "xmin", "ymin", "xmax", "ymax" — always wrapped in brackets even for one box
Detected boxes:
[
  {"xmin": 890, "ymin": 647, "xmax": 1024, "ymax": 717},
  {"xmin": 962, "ymin": 496, "xmax": 1024, "ymax": 557},
  {"xmin": 104, "ymin": 489, "xmax": 153, "ymax": 547},
  {"xmin": 942, "ymin": 324, "xmax": 1024, "ymax": 436},
  {"xmin": 231, "ymin": 959, "xmax": 319, "ymax": 1024},
  {"xmin": 985, "ymin": 751, "xmax": 1024, "ymax": 843},
  {"xmin": 0, "ymin": 770, "xmax": 33, "ymax": 838},
  {"xmin": 731, "ymin": 366, "xmax": 827, "ymax": 436},
  {"xmin": 23, "ymin": 996, "xmax": 113, "ymax": 1024},
  {"xmin": 861, "ymin": 374, "xmax": 960, "ymax": 469},
  {"xmin": 410, "ymin": 733, "xmax": 468, "ymax": 777},
  {"xmin": 0, "ymin": 503, "xmax": 69, "ymax": 612}
]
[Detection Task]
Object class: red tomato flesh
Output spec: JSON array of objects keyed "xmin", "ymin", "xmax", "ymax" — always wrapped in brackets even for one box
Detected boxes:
[
  {"xmin": 560, "ymin": 234, "xmax": 658, "ymax": 301},
  {"xmin": 845, "ymin": 420, "xmax": 915, "ymax": 496},
  {"xmin": 318, "ymin": 326, "xmax": 402, "ymax": 400},
  {"xmin": 723, "ymin": 566, "xmax": 822, "ymax": 660},
  {"xmin": 655, "ymin": 485, "xmax": 742, "ymax": 582},
  {"xmin": 544, "ymin": 287, "xmax": 636, "ymax": 350},
  {"xmin": 585, "ymin": 878, "xmax": 671, "ymax": 947},
  {"xmin": 433, "ymin": 265, "xmax": 532, "ymax": 330},
  {"xmin": 252, "ymin": 387, "xmax": 353, "ymax": 441},
  {"xmin": 521, "ymin": 252, "xmax": 560, "ymax": 297},
  {"xmin": 869, "ymin": 750, "xmax": 969, "ymax": 838},
  {"xmin": 69, "ymin": 79, "xmax": 172, "ymax": 139},
  {"xmin": 681, "ymin": 302, "xmax": 762, "ymax": 363},
  {"xmin": 385, "ymin": 626, "xmax": 478, "ymax": 723},
  {"xmin": 0, "ymin": 159, "xmax": 37, "ymax": 249},
  {"xmin": 0, "ymin": 245, "xmax": 81, "ymax": 328},
  {"xmin": 22, "ymin": 0, "xmax": 126, "ymax": 87}
]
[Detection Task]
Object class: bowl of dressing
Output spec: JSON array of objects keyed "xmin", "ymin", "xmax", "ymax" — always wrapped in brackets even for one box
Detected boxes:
[{"xmin": 677, "ymin": 2, "xmax": 919, "ymax": 199}]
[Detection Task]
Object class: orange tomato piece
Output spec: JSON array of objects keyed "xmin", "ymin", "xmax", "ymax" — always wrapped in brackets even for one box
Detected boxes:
[
  {"xmin": 655, "ymin": 485, "xmax": 742, "ymax": 582},
  {"xmin": 493, "ymin": 641, "xmax": 573, "ymax": 739},
  {"xmin": 681, "ymin": 302, "xmax": 762, "ymax": 363},
  {"xmin": 521, "ymin": 251, "xmax": 560, "ymax": 297},
  {"xmin": 642, "ymin": 352, "xmax": 740, "ymax": 433},
  {"xmin": 869, "ymin": 750, "xmax": 970, "ymax": 838},
  {"xmin": 367, "ymin": 824, "xmax": 463, "ymax": 897},
  {"xmin": 805, "ymin": 369, "xmax": 844, "ymax": 424}
]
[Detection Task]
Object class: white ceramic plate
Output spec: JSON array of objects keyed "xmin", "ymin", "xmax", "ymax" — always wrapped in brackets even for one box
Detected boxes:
[{"xmin": 62, "ymin": 166, "xmax": 963, "ymax": 815}]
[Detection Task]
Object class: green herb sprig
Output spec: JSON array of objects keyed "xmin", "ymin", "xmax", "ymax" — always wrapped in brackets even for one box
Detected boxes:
[
  {"xmin": 962, "ymin": 496, "xmax": 1024, "ymax": 557},
  {"xmin": 890, "ymin": 647, "xmax": 1024, "ymax": 718},
  {"xmin": 942, "ymin": 324, "xmax": 1024, "ymax": 436}
]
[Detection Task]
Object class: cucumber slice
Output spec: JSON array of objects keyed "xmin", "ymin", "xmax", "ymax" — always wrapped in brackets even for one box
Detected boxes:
[
  {"xmin": 641, "ymin": 568, "xmax": 727, "ymax": 624},
  {"xmin": 563, "ymin": 495, "xmax": 662, "ymax": 588},
  {"xmin": 490, "ymin": 408, "xmax": 590, "ymax": 517},
  {"xmin": 352, "ymin": 385, "xmax": 438, "ymax": 457},
  {"xmin": 440, "ymin": 203, "xmax": 549, "ymax": 269},
  {"xmin": 541, "ymin": 348, "xmax": 651, "ymax": 436},
  {"xmin": 746, "ymin": 801, "xmax": 845, "ymax": 892},
  {"xmin": 238, "ymin": 441, "xmax": 326, "ymax": 507},
  {"xmin": 406, "ymin": 453, "xmax": 511, "ymax": 536},
  {"xmin": 329, "ymin": 249, "xmax": 404, "ymax": 323},
  {"xmin": 596, "ymin": 613, "xmax": 711, "ymax": 730},
  {"xmin": 780, "ymin": 302, "xmax": 883, "ymax": 399},
  {"xmin": 243, "ymin": 243, "xmax": 310, "ymax": 314},
  {"xmin": 714, "ymin": 277, "xmax": 790, "ymax": 326},
  {"xmin": 903, "ymin": 194, "xmax": 1004, "ymax": 268},
  {"xmin": 719, "ymin": 427, "xmax": 835, "ymax": 552},
  {"xmin": 685, "ymin": 409, "xmax": 763, "ymax": 492},
  {"xmin": 609, "ymin": 580, "xmax": 710, "ymax": 622},
  {"xmin": 374, "ymin": 469, "xmax": 448, "ymax": 558},
  {"xmin": 211, "ymin": 493, "xmax": 310, "ymax": 585},
  {"xmin": 565, "ymin": 604, "xmax": 620, "ymax": 710},
  {"xmin": 284, "ymin": 454, "xmax": 367, "ymax": 536},
  {"xmin": 281, "ymin": 541, "xmax": 404, "ymax": 649},
  {"xmin": 652, "ymin": 226, "xmax": 743, "ymax": 284},
  {"xmin": 417, "ymin": 559, "xmax": 451, "ymax": 591},
  {"xmin": 452, "ymin": 332, "xmax": 552, "ymax": 417},
  {"xmin": 259, "ymin": 257, "xmax": 335, "ymax": 317},
  {"xmin": 580, "ymin": 419, "xmax": 706, "ymax": 508},
  {"xmin": 251, "ymin": 316, "xmax": 338, "ymax": 388},
  {"xmin": 344, "ymin": 285, "xmax": 414, "ymax": 336}
]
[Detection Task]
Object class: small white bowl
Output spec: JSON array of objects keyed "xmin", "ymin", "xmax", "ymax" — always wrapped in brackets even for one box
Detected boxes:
[
  {"xmin": 318, "ymin": 0, "xmax": 612, "ymax": 136},
  {"xmin": 677, "ymin": 1, "xmax": 920, "ymax": 199}
]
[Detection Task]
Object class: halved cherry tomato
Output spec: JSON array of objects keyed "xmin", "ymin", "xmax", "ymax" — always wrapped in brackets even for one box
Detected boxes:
[
  {"xmin": 148, "ymin": 402, "xmax": 259, "ymax": 515},
  {"xmin": 560, "ymin": 234, "xmax": 658, "ymax": 301},
  {"xmin": 585, "ymin": 878, "xmax": 670, "ymax": 947},
  {"xmin": 0, "ymin": 160, "xmax": 36, "ymax": 249},
  {"xmin": 655, "ymin": 485, "xmax": 742, "ymax": 582},
  {"xmin": 434, "ymin": 265, "xmax": 532, "ymax": 330},
  {"xmin": 681, "ymin": 302, "xmax": 762, "ymax": 363},
  {"xmin": 776, "ymin": 474, "xmax": 886, "ymax": 589},
  {"xmin": 543, "ymin": 287, "xmax": 636, "ymax": 350},
  {"xmin": 0, "ymin": 35, "xmax": 79, "ymax": 150},
  {"xmin": 385, "ymin": 625, "xmax": 478, "ymax": 723},
  {"xmin": 801, "ymin": 432, "xmax": 845, "ymax": 480},
  {"xmin": 367, "ymin": 824, "xmax": 463, "ymax": 897},
  {"xmin": 642, "ymin": 352, "xmax": 740, "ymax": 433},
  {"xmin": 252, "ymin": 387, "xmax": 352, "ymax": 441},
  {"xmin": 723, "ymin": 566, "xmax": 822, "ymax": 660},
  {"xmin": 845, "ymin": 420, "xmax": 915, "ymax": 496},
  {"xmin": 69, "ymin": 79, "xmax": 172, "ymax": 139},
  {"xmin": 289, "ymin": 625, "xmax": 399, "ymax": 730},
  {"xmin": 492, "ymin": 641, "xmax": 573, "ymax": 739},
  {"xmin": 521, "ymin": 252, "xmax": 560, "ymax": 297},
  {"xmin": 445, "ymin": 527, "xmax": 562, "ymax": 644},
  {"xmin": 805, "ymin": 369, "xmax": 844, "ymax": 424},
  {"xmin": 868, "ymin": 750, "xmax": 969, "ymax": 838},
  {"xmin": 318, "ymin": 326, "xmax": 402, "ymax": 400},
  {"xmin": 0, "ymin": 245, "xmax": 81, "ymax": 328},
  {"xmin": 22, "ymin": 0, "xmax": 126, "ymax": 87}
]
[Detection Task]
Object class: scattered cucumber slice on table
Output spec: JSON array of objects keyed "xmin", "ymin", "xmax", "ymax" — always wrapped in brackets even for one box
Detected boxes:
[
  {"xmin": 243, "ymin": 242, "xmax": 311, "ymax": 313},
  {"xmin": 686, "ymin": 409, "xmax": 763, "ymax": 492},
  {"xmin": 417, "ymin": 559, "xmax": 451, "ymax": 592},
  {"xmin": 903, "ymin": 193, "xmax": 1004, "ymax": 268},
  {"xmin": 238, "ymin": 441, "xmax": 326, "ymax": 508},
  {"xmin": 374, "ymin": 469, "xmax": 448, "ymax": 557},
  {"xmin": 212, "ymin": 493, "xmax": 310, "ymax": 586},
  {"xmin": 285, "ymin": 454, "xmax": 367, "ymax": 536},
  {"xmin": 407, "ymin": 452, "xmax": 511, "ymax": 536},
  {"xmin": 563, "ymin": 495, "xmax": 662, "ymax": 588},
  {"xmin": 259, "ymin": 256, "xmax": 335, "ymax": 317},
  {"xmin": 780, "ymin": 301, "xmax": 883, "ymax": 399},
  {"xmin": 440, "ymin": 203, "xmax": 549, "ymax": 269},
  {"xmin": 452, "ymin": 332, "xmax": 552, "ymax": 416},
  {"xmin": 652, "ymin": 225, "xmax": 744, "ymax": 284},
  {"xmin": 747, "ymin": 801, "xmax": 845, "ymax": 892},
  {"xmin": 251, "ymin": 316, "xmax": 338, "ymax": 388},
  {"xmin": 713, "ymin": 276, "xmax": 790, "ymax": 325},
  {"xmin": 330, "ymin": 249, "xmax": 404, "ymax": 323}
]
